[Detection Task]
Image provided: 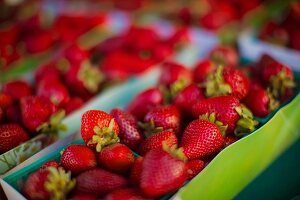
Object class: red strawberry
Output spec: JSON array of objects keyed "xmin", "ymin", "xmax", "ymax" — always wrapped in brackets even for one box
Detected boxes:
[
  {"xmin": 22, "ymin": 167, "xmax": 75, "ymax": 200},
  {"xmin": 153, "ymin": 42, "xmax": 173, "ymax": 62},
  {"xmin": 200, "ymin": 10, "xmax": 235, "ymax": 30},
  {"xmin": 63, "ymin": 44, "xmax": 88, "ymax": 65},
  {"xmin": 24, "ymin": 29, "xmax": 55, "ymax": 54},
  {"xmin": 204, "ymin": 66, "xmax": 250, "ymax": 100},
  {"xmin": 104, "ymin": 188, "xmax": 145, "ymax": 200},
  {"xmin": 192, "ymin": 95, "xmax": 258, "ymax": 135},
  {"xmin": 70, "ymin": 193, "xmax": 97, "ymax": 200},
  {"xmin": 0, "ymin": 107, "xmax": 3, "ymax": 123},
  {"xmin": 224, "ymin": 135, "xmax": 238, "ymax": 147},
  {"xmin": 40, "ymin": 160, "xmax": 60, "ymax": 172},
  {"xmin": 180, "ymin": 119, "xmax": 224, "ymax": 160},
  {"xmin": 63, "ymin": 97, "xmax": 84, "ymax": 115},
  {"xmin": 167, "ymin": 27, "xmax": 189, "ymax": 48},
  {"xmin": 243, "ymin": 84, "xmax": 279, "ymax": 117},
  {"xmin": 138, "ymin": 131, "xmax": 178, "ymax": 156},
  {"xmin": 127, "ymin": 87, "xmax": 163, "ymax": 120},
  {"xmin": 142, "ymin": 105, "xmax": 181, "ymax": 134},
  {"xmin": 140, "ymin": 149, "xmax": 187, "ymax": 198},
  {"xmin": 76, "ymin": 168, "xmax": 128, "ymax": 197},
  {"xmin": 193, "ymin": 59, "xmax": 216, "ymax": 83},
  {"xmin": 61, "ymin": 144, "xmax": 97, "ymax": 174},
  {"xmin": 0, "ymin": 93, "xmax": 13, "ymax": 110},
  {"xmin": 173, "ymin": 84, "xmax": 205, "ymax": 117},
  {"xmin": 20, "ymin": 96, "xmax": 57, "ymax": 132},
  {"xmin": 186, "ymin": 159, "xmax": 205, "ymax": 179},
  {"xmin": 5, "ymin": 104, "xmax": 22, "ymax": 124},
  {"xmin": 81, "ymin": 110, "xmax": 120, "ymax": 152},
  {"xmin": 0, "ymin": 45, "xmax": 20, "ymax": 68},
  {"xmin": 98, "ymin": 143, "xmax": 135, "ymax": 174},
  {"xmin": 37, "ymin": 79, "xmax": 70, "ymax": 107},
  {"xmin": 159, "ymin": 62, "xmax": 193, "ymax": 96},
  {"xmin": 34, "ymin": 62, "xmax": 61, "ymax": 84},
  {"xmin": 129, "ymin": 157, "xmax": 143, "ymax": 186},
  {"xmin": 2, "ymin": 80, "xmax": 32, "ymax": 101},
  {"xmin": 110, "ymin": 108, "xmax": 143, "ymax": 150},
  {"xmin": 209, "ymin": 46, "xmax": 238, "ymax": 67},
  {"xmin": 0, "ymin": 123, "xmax": 29, "ymax": 153}
]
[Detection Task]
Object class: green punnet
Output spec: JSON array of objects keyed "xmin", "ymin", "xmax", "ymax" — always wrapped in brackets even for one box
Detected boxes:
[
  {"xmin": 234, "ymin": 105, "xmax": 259, "ymax": 137},
  {"xmin": 199, "ymin": 113, "xmax": 228, "ymax": 136},
  {"xmin": 269, "ymin": 70, "xmax": 295, "ymax": 98},
  {"xmin": 138, "ymin": 119, "xmax": 164, "ymax": 138},
  {"xmin": 44, "ymin": 167, "xmax": 76, "ymax": 200},
  {"xmin": 37, "ymin": 110, "xmax": 67, "ymax": 135},
  {"xmin": 162, "ymin": 142, "xmax": 187, "ymax": 162},
  {"xmin": 78, "ymin": 60, "xmax": 104, "ymax": 93},
  {"xmin": 88, "ymin": 119, "xmax": 120, "ymax": 152}
]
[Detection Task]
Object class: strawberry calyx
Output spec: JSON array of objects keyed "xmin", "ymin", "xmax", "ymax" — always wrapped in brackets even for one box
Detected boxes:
[
  {"xmin": 267, "ymin": 88, "xmax": 280, "ymax": 112},
  {"xmin": 269, "ymin": 70, "xmax": 295, "ymax": 98},
  {"xmin": 162, "ymin": 142, "xmax": 187, "ymax": 162},
  {"xmin": 78, "ymin": 60, "xmax": 104, "ymax": 93},
  {"xmin": 88, "ymin": 119, "xmax": 120, "ymax": 152},
  {"xmin": 138, "ymin": 119, "xmax": 164, "ymax": 138},
  {"xmin": 170, "ymin": 77, "xmax": 190, "ymax": 98},
  {"xmin": 44, "ymin": 167, "xmax": 76, "ymax": 200},
  {"xmin": 199, "ymin": 113, "xmax": 228, "ymax": 136},
  {"xmin": 37, "ymin": 110, "xmax": 67, "ymax": 135},
  {"xmin": 203, "ymin": 65, "xmax": 232, "ymax": 97},
  {"xmin": 234, "ymin": 105, "xmax": 258, "ymax": 137}
]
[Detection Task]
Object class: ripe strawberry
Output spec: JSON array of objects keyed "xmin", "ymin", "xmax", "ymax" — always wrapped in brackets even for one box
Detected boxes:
[
  {"xmin": 186, "ymin": 159, "xmax": 205, "ymax": 179},
  {"xmin": 167, "ymin": 27, "xmax": 189, "ymax": 48},
  {"xmin": 37, "ymin": 79, "xmax": 70, "ymax": 107},
  {"xmin": 40, "ymin": 160, "xmax": 60, "ymax": 172},
  {"xmin": 140, "ymin": 149, "xmax": 187, "ymax": 198},
  {"xmin": 243, "ymin": 84, "xmax": 279, "ymax": 117},
  {"xmin": 24, "ymin": 29, "xmax": 55, "ymax": 54},
  {"xmin": 173, "ymin": 84, "xmax": 205, "ymax": 117},
  {"xmin": 180, "ymin": 119, "xmax": 224, "ymax": 160},
  {"xmin": 81, "ymin": 110, "xmax": 120, "ymax": 152},
  {"xmin": 61, "ymin": 144, "xmax": 97, "ymax": 174},
  {"xmin": 224, "ymin": 135, "xmax": 238, "ymax": 147},
  {"xmin": 200, "ymin": 10, "xmax": 235, "ymax": 30},
  {"xmin": 76, "ymin": 168, "xmax": 128, "ymax": 197},
  {"xmin": 193, "ymin": 59, "xmax": 216, "ymax": 83},
  {"xmin": 153, "ymin": 42, "xmax": 173, "ymax": 62},
  {"xmin": 63, "ymin": 44, "xmax": 88, "ymax": 66},
  {"xmin": 159, "ymin": 62, "xmax": 193, "ymax": 96},
  {"xmin": 23, "ymin": 167, "xmax": 75, "ymax": 200},
  {"xmin": 138, "ymin": 131, "xmax": 178, "ymax": 156},
  {"xmin": 110, "ymin": 108, "xmax": 143, "ymax": 150},
  {"xmin": 34, "ymin": 62, "xmax": 61, "ymax": 84},
  {"xmin": 204, "ymin": 66, "xmax": 250, "ymax": 99},
  {"xmin": 0, "ymin": 107, "xmax": 3, "ymax": 123},
  {"xmin": 5, "ymin": 103, "xmax": 22, "ymax": 124},
  {"xmin": 0, "ymin": 123, "xmax": 29, "ymax": 153},
  {"xmin": 192, "ymin": 95, "xmax": 258, "ymax": 135},
  {"xmin": 142, "ymin": 105, "xmax": 181, "ymax": 134},
  {"xmin": 20, "ymin": 96, "xmax": 57, "ymax": 132},
  {"xmin": 2, "ymin": 80, "xmax": 32, "ymax": 100},
  {"xmin": 0, "ymin": 93, "xmax": 13, "ymax": 110},
  {"xmin": 127, "ymin": 87, "xmax": 163, "ymax": 120},
  {"xmin": 104, "ymin": 188, "xmax": 145, "ymax": 200},
  {"xmin": 209, "ymin": 46, "xmax": 238, "ymax": 67},
  {"xmin": 70, "ymin": 193, "xmax": 97, "ymax": 200},
  {"xmin": 98, "ymin": 143, "xmax": 135, "ymax": 174},
  {"xmin": 63, "ymin": 97, "xmax": 84, "ymax": 115},
  {"xmin": 0, "ymin": 45, "xmax": 20, "ymax": 68},
  {"xmin": 129, "ymin": 157, "xmax": 143, "ymax": 186}
]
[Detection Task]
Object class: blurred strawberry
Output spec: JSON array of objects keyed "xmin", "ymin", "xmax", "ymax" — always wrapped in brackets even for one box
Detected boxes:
[
  {"xmin": 0, "ymin": 25, "xmax": 19, "ymax": 47},
  {"xmin": 63, "ymin": 44, "xmax": 88, "ymax": 66},
  {"xmin": 23, "ymin": 29, "xmax": 56, "ymax": 54},
  {"xmin": 193, "ymin": 59, "xmax": 216, "ymax": 83},
  {"xmin": 0, "ymin": 45, "xmax": 20, "ymax": 68},
  {"xmin": 0, "ymin": 93, "xmax": 13, "ymax": 110},
  {"xmin": 129, "ymin": 156, "xmax": 143, "ymax": 186},
  {"xmin": 5, "ymin": 104, "xmax": 22, "ymax": 124},
  {"xmin": 63, "ymin": 97, "xmax": 84, "ymax": 115},
  {"xmin": 104, "ymin": 188, "xmax": 146, "ymax": 200},
  {"xmin": 70, "ymin": 194, "xmax": 97, "ymax": 200},
  {"xmin": 34, "ymin": 62, "xmax": 61, "ymax": 83},
  {"xmin": 2, "ymin": 80, "xmax": 32, "ymax": 101},
  {"xmin": 209, "ymin": 46, "xmax": 238, "ymax": 67},
  {"xmin": 40, "ymin": 160, "xmax": 60, "ymax": 172}
]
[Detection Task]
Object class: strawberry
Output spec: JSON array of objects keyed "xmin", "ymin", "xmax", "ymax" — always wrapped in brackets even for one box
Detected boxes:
[
  {"xmin": 98, "ymin": 143, "xmax": 135, "ymax": 174},
  {"xmin": 76, "ymin": 168, "xmax": 128, "ymax": 197},
  {"xmin": 173, "ymin": 84, "xmax": 205, "ymax": 117},
  {"xmin": 20, "ymin": 96, "xmax": 57, "ymax": 133},
  {"xmin": 40, "ymin": 160, "xmax": 60, "ymax": 172},
  {"xmin": 37, "ymin": 79, "xmax": 70, "ymax": 107},
  {"xmin": 167, "ymin": 27, "xmax": 189, "ymax": 48},
  {"xmin": 138, "ymin": 131, "xmax": 178, "ymax": 156},
  {"xmin": 0, "ymin": 45, "xmax": 20, "ymax": 68},
  {"xmin": 0, "ymin": 123, "xmax": 29, "ymax": 153},
  {"xmin": 243, "ymin": 84, "xmax": 279, "ymax": 117},
  {"xmin": 2, "ymin": 80, "xmax": 32, "ymax": 101},
  {"xmin": 70, "ymin": 194, "xmax": 97, "ymax": 200},
  {"xmin": 63, "ymin": 97, "xmax": 84, "ymax": 115},
  {"xmin": 153, "ymin": 42, "xmax": 173, "ymax": 62},
  {"xmin": 142, "ymin": 105, "xmax": 181, "ymax": 135},
  {"xmin": 81, "ymin": 110, "xmax": 120, "ymax": 152},
  {"xmin": 180, "ymin": 119, "xmax": 224, "ymax": 160},
  {"xmin": 0, "ymin": 107, "xmax": 3, "ymax": 123},
  {"xmin": 23, "ymin": 29, "xmax": 55, "ymax": 54},
  {"xmin": 104, "ymin": 188, "xmax": 145, "ymax": 200},
  {"xmin": 200, "ymin": 10, "xmax": 235, "ymax": 30},
  {"xmin": 209, "ymin": 46, "xmax": 238, "ymax": 67},
  {"xmin": 159, "ymin": 62, "xmax": 193, "ymax": 96},
  {"xmin": 186, "ymin": 159, "xmax": 205, "ymax": 179},
  {"xmin": 5, "ymin": 104, "xmax": 22, "ymax": 124},
  {"xmin": 110, "ymin": 108, "xmax": 143, "ymax": 150},
  {"xmin": 192, "ymin": 95, "xmax": 258, "ymax": 135},
  {"xmin": 224, "ymin": 135, "xmax": 238, "ymax": 147},
  {"xmin": 0, "ymin": 93, "xmax": 13, "ymax": 110},
  {"xmin": 129, "ymin": 157, "xmax": 143, "ymax": 186},
  {"xmin": 193, "ymin": 59, "xmax": 216, "ymax": 83},
  {"xmin": 61, "ymin": 144, "xmax": 97, "ymax": 174},
  {"xmin": 34, "ymin": 62, "xmax": 61, "ymax": 84},
  {"xmin": 127, "ymin": 87, "xmax": 163, "ymax": 120},
  {"xmin": 22, "ymin": 167, "xmax": 75, "ymax": 200},
  {"xmin": 63, "ymin": 44, "xmax": 88, "ymax": 66},
  {"xmin": 204, "ymin": 66, "xmax": 250, "ymax": 100},
  {"xmin": 140, "ymin": 148, "xmax": 187, "ymax": 198}
]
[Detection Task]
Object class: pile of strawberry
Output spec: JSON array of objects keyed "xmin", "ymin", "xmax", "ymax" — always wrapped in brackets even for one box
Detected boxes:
[
  {"xmin": 0, "ymin": 12, "xmax": 106, "ymax": 70},
  {"xmin": 20, "ymin": 46, "xmax": 296, "ymax": 200},
  {"xmin": 0, "ymin": 26, "xmax": 187, "ymax": 155},
  {"xmin": 259, "ymin": 1, "xmax": 300, "ymax": 50}
]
